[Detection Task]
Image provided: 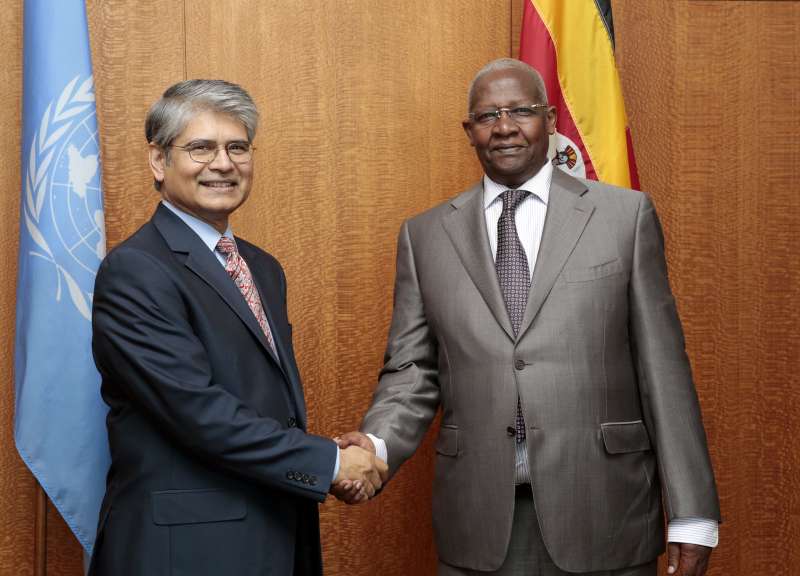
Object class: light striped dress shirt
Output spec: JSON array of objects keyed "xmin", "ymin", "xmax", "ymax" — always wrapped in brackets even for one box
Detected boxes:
[{"xmin": 483, "ymin": 163, "xmax": 552, "ymax": 487}]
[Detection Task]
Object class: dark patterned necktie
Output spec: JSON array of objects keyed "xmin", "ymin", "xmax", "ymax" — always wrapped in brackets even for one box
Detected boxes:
[
  {"xmin": 496, "ymin": 189, "xmax": 530, "ymax": 443},
  {"xmin": 216, "ymin": 236, "xmax": 277, "ymax": 356}
]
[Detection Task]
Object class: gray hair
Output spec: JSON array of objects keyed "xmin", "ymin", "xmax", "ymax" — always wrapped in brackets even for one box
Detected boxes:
[
  {"xmin": 467, "ymin": 58, "xmax": 548, "ymax": 111},
  {"xmin": 146, "ymin": 80, "xmax": 259, "ymax": 189}
]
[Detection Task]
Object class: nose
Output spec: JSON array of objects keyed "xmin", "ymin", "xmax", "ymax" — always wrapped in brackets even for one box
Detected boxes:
[
  {"xmin": 208, "ymin": 146, "xmax": 234, "ymax": 171},
  {"xmin": 492, "ymin": 110, "xmax": 519, "ymax": 135}
]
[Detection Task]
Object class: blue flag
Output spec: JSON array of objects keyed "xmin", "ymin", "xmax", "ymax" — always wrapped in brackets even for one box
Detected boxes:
[{"xmin": 15, "ymin": 0, "xmax": 109, "ymax": 554}]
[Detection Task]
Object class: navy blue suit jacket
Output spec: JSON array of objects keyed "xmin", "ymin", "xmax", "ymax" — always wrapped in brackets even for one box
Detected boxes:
[{"xmin": 89, "ymin": 205, "xmax": 337, "ymax": 576}]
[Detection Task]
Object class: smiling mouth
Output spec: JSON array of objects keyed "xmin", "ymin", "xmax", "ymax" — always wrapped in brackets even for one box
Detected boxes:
[
  {"xmin": 200, "ymin": 181, "xmax": 237, "ymax": 189},
  {"xmin": 493, "ymin": 145, "xmax": 525, "ymax": 154}
]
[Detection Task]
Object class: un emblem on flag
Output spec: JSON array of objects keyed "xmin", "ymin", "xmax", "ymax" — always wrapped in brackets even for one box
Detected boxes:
[{"xmin": 22, "ymin": 75, "xmax": 105, "ymax": 321}]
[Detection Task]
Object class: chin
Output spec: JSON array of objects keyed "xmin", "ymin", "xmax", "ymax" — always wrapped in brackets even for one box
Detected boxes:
[{"xmin": 491, "ymin": 171, "xmax": 527, "ymax": 186}]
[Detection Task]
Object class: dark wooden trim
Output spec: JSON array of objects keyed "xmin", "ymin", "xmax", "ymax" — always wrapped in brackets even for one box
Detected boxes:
[{"xmin": 34, "ymin": 482, "xmax": 46, "ymax": 576}]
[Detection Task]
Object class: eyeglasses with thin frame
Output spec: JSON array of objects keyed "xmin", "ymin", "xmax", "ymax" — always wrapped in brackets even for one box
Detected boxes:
[
  {"xmin": 468, "ymin": 104, "xmax": 549, "ymax": 127},
  {"xmin": 170, "ymin": 140, "xmax": 255, "ymax": 164}
]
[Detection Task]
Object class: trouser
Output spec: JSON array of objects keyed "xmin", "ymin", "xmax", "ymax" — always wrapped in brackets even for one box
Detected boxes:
[{"xmin": 438, "ymin": 485, "xmax": 657, "ymax": 576}]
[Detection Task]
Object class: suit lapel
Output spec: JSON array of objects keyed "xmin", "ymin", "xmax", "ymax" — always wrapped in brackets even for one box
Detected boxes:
[
  {"xmin": 517, "ymin": 170, "xmax": 595, "ymax": 339},
  {"xmin": 152, "ymin": 206, "xmax": 285, "ymax": 372},
  {"xmin": 443, "ymin": 183, "xmax": 515, "ymax": 341},
  {"xmin": 239, "ymin": 243, "xmax": 308, "ymax": 424}
]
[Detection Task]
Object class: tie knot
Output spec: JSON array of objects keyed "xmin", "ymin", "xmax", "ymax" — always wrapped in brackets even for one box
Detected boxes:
[
  {"xmin": 216, "ymin": 236, "xmax": 237, "ymax": 256},
  {"xmin": 501, "ymin": 189, "xmax": 529, "ymax": 213}
]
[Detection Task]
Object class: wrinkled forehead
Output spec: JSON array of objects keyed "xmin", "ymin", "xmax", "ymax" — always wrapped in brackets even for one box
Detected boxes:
[
  {"xmin": 176, "ymin": 108, "xmax": 249, "ymax": 139},
  {"xmin": 470, "ymin": 70, "xmax": 543, "ymax": 110}
]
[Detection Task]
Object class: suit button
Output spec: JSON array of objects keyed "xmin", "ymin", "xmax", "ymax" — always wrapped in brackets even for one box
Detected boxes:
[
  {"xmin": 310, "ymin": 476, "xmax": 318, "ymax": 486},
  {"xmin": 287, "ymin": 471, "xmax": 295, "ymax": 481},
  {"xmin": 303, "ymin": 474, "xmax": 311, "ymax": 484},
  {"xmin": 514, "ymin": 359, "xmax": 525, "ymax": 371},
  {"xmin": 506, "ymin": 426, "xmax": 516, "ymax": 437},
  {"xmin": 287, "ymin": 417, "xmax": 297, "ymax": 428}
]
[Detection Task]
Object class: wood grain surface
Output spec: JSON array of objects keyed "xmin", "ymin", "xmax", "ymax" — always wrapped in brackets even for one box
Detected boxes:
[
  {"xmin": 184, "ymin": 3, "xmax": 508, "ymax": 573},
  {"xmin": 0, "ymin": 2, "xmax": 34, "ymax": 575},
  {"xmin": 519, "ymin": 0, "xmax": 800, "ymax": 574},
  {"xmin": 612, "ymin": 2, "xmax": 800, "ymax": 574},
  {"xmin": 0, "ymin": 0, "xmax": 798, "ymax": 574}
]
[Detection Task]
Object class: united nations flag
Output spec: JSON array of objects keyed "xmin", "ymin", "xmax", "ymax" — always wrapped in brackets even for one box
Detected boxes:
[{"xmin": 14, "ymin": 0, "xmax": 109, "ymax": 554}]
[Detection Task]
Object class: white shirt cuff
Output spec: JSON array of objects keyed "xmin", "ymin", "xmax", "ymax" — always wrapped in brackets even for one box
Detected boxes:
[
  {"xmin": 333, "ymin": 446, "xmax": 340, "ymax": 480},
  {"xmin": 667, "ymin": 517, "xmax": 719, "ymax": 548},
  {"xmin": 366, "ymin": 433, "xmax": 388, "ymax": 463}
]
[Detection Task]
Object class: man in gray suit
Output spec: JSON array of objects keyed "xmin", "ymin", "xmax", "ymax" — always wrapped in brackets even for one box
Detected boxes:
[{"xmin": 338, "ymin": 59, "xmax": 720, "ymax": 575}]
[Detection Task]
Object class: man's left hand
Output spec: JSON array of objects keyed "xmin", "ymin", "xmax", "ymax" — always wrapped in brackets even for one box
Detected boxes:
[
  {"xmin": 330, "ymin": 479, "xmax": 369, "ymax": 505},
  {"xmin": 667, "ymin": 542, "xmax": 712, "ymax": 576}
]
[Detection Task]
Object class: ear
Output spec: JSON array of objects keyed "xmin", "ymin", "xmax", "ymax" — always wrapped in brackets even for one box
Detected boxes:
[
  {"xmin": 148, "ymin": 143, "xmax": 167, "ymax": 185},
  {"xmin": 545, "ymin": 106, "xmax": 557, "ymax": 135},
  {"xmin": 462, "ymin": 120, "xmax": 476, "ymax": 147}
]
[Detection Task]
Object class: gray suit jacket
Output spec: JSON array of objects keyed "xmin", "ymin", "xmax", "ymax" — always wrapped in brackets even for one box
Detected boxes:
[{"xmin": 361, "ymin": 169, "xmax": 720, "ymax": 572}]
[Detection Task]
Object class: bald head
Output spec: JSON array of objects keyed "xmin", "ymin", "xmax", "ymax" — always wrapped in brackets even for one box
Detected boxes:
[{"xmin": 467, "ymin": 58, "xmax": 548, "ymax": 112}]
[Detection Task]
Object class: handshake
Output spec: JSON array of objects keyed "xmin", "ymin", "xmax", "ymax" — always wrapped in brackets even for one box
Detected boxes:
[{"xmin": 330, "ymin": 431, "xmax": 387, "ymax": 504}]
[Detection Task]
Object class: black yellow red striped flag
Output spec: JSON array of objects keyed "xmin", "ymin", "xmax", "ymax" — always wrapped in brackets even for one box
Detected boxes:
[{"xmin": 520, "ymin": 0, "xmax": 639, "ymax": 189}]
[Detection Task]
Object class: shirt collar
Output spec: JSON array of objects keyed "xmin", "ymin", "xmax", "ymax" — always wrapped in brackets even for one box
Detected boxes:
[
  {"xmin": 483, "ymin": 161, "xmax": 553, "ymax": 209},
  {"xmin": 161, "ymin": 200, "xmax": 234, "ymax": 252}
]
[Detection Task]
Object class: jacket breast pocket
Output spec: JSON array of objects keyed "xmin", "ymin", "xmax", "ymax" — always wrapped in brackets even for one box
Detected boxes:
[
  {"xmin": 564, "ymin": 258, "xmax": 624, "ymax": 283},
  {"xmin": 435, "ymin": 425, "xmax": 459, "ymax": 457},
  {"xmin": 152, "ymin": 488, "xmax": 247, "ymax": 525},
  {"xmin": 600, "ymin": 420, "xmax": 652, "ymax": 454}
]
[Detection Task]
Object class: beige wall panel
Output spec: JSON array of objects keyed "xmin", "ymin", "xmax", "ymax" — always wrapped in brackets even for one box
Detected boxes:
[
  {"xmin": 182, "ymin": 2, "xmax": 509, "ymax": 574},
  {"xmin": 0, "ymin": 0, "xmax": 34, "ymax": 574}
]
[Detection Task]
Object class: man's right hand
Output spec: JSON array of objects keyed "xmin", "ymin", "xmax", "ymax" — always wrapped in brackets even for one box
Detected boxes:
[
  {"xmin": 336, "ymin": 431, "xmax": 376, "ymax": 453},
  {"xmin": 334, "ymin": 444, "xmax": 387, "ymax": 498}
]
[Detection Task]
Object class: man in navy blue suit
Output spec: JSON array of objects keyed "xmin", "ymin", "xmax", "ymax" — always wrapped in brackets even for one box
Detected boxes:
[{"xmin": 88, "ymin": 80, "xmax": 386, "ymax": 576}]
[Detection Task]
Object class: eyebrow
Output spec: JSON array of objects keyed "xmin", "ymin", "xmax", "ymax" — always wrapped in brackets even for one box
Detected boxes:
[{"xmin": 182, "ymin": 138, "xmax": 250, "ymax": 146}]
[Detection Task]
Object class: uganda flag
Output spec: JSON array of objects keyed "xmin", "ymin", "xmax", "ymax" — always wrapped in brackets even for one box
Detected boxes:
[{"xmin": 520, "ymin": 0, "xmax": 639, "ymax": 189}]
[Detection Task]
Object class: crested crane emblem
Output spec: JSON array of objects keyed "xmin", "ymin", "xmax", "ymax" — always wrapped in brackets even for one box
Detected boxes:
[{"xmin": 548, "ymin": 130, "xmax": 586, "ymax": 178}]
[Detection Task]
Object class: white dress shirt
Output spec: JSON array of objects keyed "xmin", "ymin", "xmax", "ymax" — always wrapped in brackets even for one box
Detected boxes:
[{"xmin": 370, "ymin": 163, "xmax": 717, "ymax": 546}]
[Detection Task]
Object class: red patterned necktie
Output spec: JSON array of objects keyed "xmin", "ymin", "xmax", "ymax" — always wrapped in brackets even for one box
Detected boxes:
[
  {"xmin": 216, "ymin": 236, "xmax": 277, "ymax": 356},
  {"xmin": 496, "ymin": 189, "xmax": 530, "ymax": 443}
]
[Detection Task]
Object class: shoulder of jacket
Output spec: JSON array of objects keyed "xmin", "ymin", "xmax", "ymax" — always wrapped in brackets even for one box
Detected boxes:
[{"xmin": 405, "ymin": 182, "xmax": 481, "ymax": 228}]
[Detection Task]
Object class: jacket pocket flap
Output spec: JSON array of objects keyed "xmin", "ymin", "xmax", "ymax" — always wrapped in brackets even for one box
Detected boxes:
[
  {"xmin": 435, "ymin": 425, "xmax": 458, "ymax": 456},
  {"xmin": 152, "ymin": 489, "xmax": 247, "ymax": 526},
  {"xmin": 600, "ymin": 420, "xmax": 651, "ymax": 454},
  {"xmin": 564, "ymin": 258, "xmax": 623, "ymax": 283}
]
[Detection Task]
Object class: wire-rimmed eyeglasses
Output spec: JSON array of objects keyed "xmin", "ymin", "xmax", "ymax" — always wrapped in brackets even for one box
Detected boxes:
[
  {"xmin": 468, "ymin": 104, "xmax": 549, "ymax": 127},
  {"xmin": 170, "ymin": 140, "xmax": 255, "ymax": 164}
]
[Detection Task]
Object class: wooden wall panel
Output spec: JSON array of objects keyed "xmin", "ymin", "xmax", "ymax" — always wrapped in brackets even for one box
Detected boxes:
[
  {"xmin": 87, "ymin": 0, "xmax": 187, "ymax": 249},
  {"xmin": 3, "ymin": 0, "xmax": 798, "ymax": 575},
  {"xmin": 614, "ymin": 2, "xmax": 800, "ymax": 574},
  {"xmin": 0, "ymin": 2, "xmax": 34, "ymax": 575},
  {"xmin": 182, "ymin": 2, "xmax": 509, "ymax": 574},
  {"xmin": 515, "ymin": 0, "xmax": 800, "ymax": 574},
  {"xmin": 0, "ymin": 2, "xmax": 190, "ymax": 575}
]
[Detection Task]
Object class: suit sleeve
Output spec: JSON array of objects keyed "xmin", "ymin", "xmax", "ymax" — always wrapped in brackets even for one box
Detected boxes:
[
  {"xmin": 92, "ymin": 246, "xmax": 337, "ymax": 501},
  {"xmin": 360, "ymin": 221, "xmax": 441, "ymax": 476},
  {"xmin": 629, "ymin": 193, "xmax": 721, "ymax": 521}
]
